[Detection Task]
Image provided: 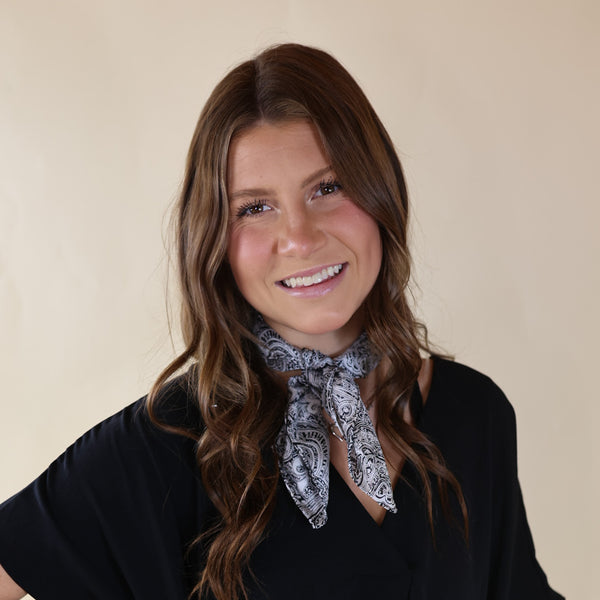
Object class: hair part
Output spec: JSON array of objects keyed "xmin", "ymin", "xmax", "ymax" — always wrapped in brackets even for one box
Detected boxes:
[{"xmin": 148, "ymin": 43, "xmax": 467, "ymax": 600}]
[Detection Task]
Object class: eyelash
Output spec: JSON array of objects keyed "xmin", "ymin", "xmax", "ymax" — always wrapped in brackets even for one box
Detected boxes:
[
  {"xmin": 235, "ymin": 200, "xmax": 269, "ymax": 218},
  {"xmin": 234, "ymin": 178, "xmax": 343, "ymax": 219},
  {"xmin": 315, "ymin": 178, "xmax": 343, "ymax": 197}
]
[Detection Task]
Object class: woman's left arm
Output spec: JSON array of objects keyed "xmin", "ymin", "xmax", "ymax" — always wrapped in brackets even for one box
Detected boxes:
[{"xmin": 488, "ymin": 394, "xmax": 565, "ymax": 599}]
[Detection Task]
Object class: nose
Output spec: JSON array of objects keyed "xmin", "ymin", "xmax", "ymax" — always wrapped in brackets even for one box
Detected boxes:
[{"xmin": 277, "ymin": 206, "xmax": 326, "ymax": 258}]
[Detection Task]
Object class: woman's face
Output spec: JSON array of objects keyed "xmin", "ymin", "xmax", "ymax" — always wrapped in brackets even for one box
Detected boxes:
[{"xmin": 226, "ymin": 120, "xmax": 382, "ymax": 355}]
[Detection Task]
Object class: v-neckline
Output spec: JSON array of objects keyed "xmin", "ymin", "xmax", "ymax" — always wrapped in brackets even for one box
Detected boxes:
[{"xmin": 328, "ymin": 357, "xmax": 439, "ymax": 528}]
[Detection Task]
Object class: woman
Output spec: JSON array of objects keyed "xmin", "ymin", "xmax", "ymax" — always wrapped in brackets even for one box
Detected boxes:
[{"xmin": 0, "ymin": 43, "xmax": 563, "ymax": 599}]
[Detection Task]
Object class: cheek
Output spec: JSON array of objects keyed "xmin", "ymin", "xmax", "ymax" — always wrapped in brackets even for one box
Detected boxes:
[
  {"xmin": 227, "ymin": 226, "xmax": 273, "ymax": 284},
  {"xmin": 336, "ymin": 203, "xmax": 382, "ymax": 267}
]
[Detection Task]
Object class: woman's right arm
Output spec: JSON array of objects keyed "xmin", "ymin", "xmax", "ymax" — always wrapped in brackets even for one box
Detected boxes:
[{"xmin": 0, "ymin": 564, "xmax": 25, "ymax": 600}]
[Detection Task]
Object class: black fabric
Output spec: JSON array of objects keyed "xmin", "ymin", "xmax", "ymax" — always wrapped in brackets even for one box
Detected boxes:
[{"xmin": 0, "ymin": 358, "xmax": 564, "ymax": 599}]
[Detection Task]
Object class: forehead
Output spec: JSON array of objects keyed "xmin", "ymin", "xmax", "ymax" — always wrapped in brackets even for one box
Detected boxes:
[{"xmin": 226, "ymin": 120, "xmax": 330, "ymax": 190}]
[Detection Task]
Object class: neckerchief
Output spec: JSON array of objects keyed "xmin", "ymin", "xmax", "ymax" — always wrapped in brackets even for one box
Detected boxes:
[{"xmin": 253, "ymin": 317, "xmax": 397, "ymax": 528}]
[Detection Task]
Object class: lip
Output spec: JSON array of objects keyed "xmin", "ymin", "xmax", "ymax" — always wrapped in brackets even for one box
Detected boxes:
[{"xmin": 275, "ymin": 262, "xmax": 347, "ymax": 297}]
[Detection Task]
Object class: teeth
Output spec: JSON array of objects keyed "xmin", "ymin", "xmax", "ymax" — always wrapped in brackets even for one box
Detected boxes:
[{"xmin": 282, "ymin": 264, "xmax": 343, "ymax": 289}]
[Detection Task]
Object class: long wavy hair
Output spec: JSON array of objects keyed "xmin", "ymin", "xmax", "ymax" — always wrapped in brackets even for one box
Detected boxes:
[{"xmin": 147, "ymin": 43, "xmax": 467, "ymax": 600}]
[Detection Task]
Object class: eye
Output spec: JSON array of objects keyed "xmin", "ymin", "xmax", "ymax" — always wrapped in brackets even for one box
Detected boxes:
[
  {"xmin": 314, "ymin": 179, "xmax": 343, "ymax": 198},
  {"xmin": 235, "ymin": 200, "xmax": 271, "ymax": 218}
]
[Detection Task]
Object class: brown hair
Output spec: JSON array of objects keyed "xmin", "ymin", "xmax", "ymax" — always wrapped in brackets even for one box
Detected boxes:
[{"xmin": 148, "ymin": 43, "xmax": 467, "ymax": 600}]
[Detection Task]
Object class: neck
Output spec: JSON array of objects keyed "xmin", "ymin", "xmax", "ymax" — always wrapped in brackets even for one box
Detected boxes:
[{"xmin": 262, "ymin": 310, "xmax": 365, "ymax": 356}]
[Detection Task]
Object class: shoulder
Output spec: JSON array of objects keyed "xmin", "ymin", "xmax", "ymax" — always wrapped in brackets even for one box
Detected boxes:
[
  {"xmin": 0, "ymin": 369, "xmax": 206, "ymax": 535},
  {"xmin": 142, "ymin": 367, "xmax": 204, "ymax": 436},
  {"xmin": 53, "ymin": 369, "xmax": 203, "ymax": 485},
  {"xmin": 423, "ymin": 357, "xmax": 517, "ymax": 456},
  {"xmin": 428, "ymin": 356, "xmax": 515, "ymax": 420},
  {"xmin": 430, "ymin": 356, "xmax": 502, "ymax": 393}
]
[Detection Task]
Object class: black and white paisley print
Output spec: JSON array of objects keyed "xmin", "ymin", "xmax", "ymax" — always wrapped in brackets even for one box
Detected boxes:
[{"xmin": 253, "ymin": 316, "xmax": 397, "ymax": 528}]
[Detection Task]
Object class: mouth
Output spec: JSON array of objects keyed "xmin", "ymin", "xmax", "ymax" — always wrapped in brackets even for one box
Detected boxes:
[{"xmin": 279, "ymin": 263, "xmax": 345, "ymax": 289}]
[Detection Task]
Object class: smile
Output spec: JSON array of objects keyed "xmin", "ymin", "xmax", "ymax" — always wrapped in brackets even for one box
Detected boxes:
[{"xmin": 280, "ymin": 264, "xmax": 344, "ymax": 289}]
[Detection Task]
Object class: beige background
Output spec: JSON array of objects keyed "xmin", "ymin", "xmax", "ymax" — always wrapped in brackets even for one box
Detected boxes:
[{"xmin": 1, "ymin": 1, "xmax": 597, "ymax": 598}]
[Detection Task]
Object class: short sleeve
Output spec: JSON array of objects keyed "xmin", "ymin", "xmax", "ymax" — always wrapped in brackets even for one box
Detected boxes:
[
  {"xmin": 487, "ymin": 395, "xmax": 565, "ymax": 600},
  {"xmin": 0, "ymin": 398, "xmax": 209, "ymax": 599}
]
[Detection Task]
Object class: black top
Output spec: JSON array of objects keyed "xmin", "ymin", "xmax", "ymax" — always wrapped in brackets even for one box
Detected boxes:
[{"xmin": 0, "ymin": 358, "xmax": 564, "ymax": 599}]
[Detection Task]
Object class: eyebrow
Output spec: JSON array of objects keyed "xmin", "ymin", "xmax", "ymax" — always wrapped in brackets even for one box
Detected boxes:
[{"xmin": 228, "ymin": 165, "xmax": 333, "ymax": 201}]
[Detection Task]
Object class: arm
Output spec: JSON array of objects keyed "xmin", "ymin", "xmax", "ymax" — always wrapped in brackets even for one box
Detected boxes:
[
  {"xmin": 0, "ymin": 564, "xmax": 25, "ymax": 600},
  {"xmin": 488, "ymin": 389, "xmax": 564, "ymax": 599}
]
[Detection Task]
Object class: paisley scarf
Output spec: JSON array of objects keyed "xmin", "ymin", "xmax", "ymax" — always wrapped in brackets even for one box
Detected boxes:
[{"xmin": 253, "ymin": 317, "xmax": 397, "ymax": 528}]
